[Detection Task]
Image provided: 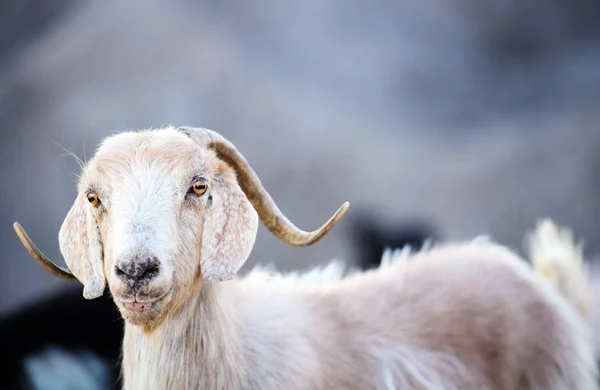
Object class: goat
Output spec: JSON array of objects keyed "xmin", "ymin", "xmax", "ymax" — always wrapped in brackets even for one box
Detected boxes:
[{"xmin": 13, "ymin": 126, "xmax": 598, "ymax": 389}]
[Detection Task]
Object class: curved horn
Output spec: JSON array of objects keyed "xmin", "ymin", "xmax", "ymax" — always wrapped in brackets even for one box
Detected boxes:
[
  {"xmin": 178, "ymin": 127, "xmax": 350, "ymax": 246},
  {"xmin": 13, "ymin": 222, "xmax": 77, "ymax": 280}
]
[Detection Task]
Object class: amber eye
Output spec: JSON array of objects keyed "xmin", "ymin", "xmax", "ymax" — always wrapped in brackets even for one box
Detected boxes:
[
  {"xmin": 87, "ymin": 192, "xmax": 101, "ymax": 207},
  {"xmin": 191, "ymin": 180, "xmax": 208, "ymax": 195}
]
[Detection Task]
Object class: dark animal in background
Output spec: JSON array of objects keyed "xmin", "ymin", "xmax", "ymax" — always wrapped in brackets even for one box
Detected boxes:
[
  {"xmin": 0, "ymin": 216, "xmax": 436, "ymax": 390},
  {"xmin": 349, "ymin": 211, "xmax": 439, "ymax": 270},
  {"xmin": 0, "ymin": 287, "xmax": 123, "ymax": 390}
]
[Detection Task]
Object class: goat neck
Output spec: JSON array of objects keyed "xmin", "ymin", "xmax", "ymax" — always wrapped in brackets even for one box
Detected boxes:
[{"xmin": 121, "ymin": 281, "xmax": 247, "ymax": 390}]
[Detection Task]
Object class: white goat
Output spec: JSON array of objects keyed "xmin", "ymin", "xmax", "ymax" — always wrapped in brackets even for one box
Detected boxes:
[{"xmin": 14, "ymin": 126, "xmax": 597, "ymax": 389}]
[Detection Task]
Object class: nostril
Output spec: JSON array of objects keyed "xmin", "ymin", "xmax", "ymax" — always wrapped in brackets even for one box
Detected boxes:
[
  {"xmin": 138, "ymin": 256, "xmax": 160, "ymax": 279},
  {"xmin": 115, "ymin": 263, "xmax": 127, "ymax": 278},
  {"xmin": 139, "ymin": 263, "xmax": 159, "ymax": 280}
]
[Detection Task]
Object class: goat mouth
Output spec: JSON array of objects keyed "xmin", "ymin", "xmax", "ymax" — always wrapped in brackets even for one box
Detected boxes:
[
  {"xmin": 120, "ymin": 291, "xmax": 170, "ymax": 313},
  {"xmin": 123, "ymin": 300, "xmax": 161, "ymax": 312}
]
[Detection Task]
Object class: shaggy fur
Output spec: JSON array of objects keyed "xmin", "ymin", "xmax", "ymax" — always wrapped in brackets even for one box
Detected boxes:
[
  {"xmin": 122, "ymin": 225, "xmax": 597, "ymax": 389},
  {"xmin": 28, "ymin": 127, "xmax": 598, "ymax": 389}
]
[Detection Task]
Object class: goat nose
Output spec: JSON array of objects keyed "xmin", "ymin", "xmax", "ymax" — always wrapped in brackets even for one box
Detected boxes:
[{"xmin": 115, "ymin": 256, "xmax": 160, "ymax": 281}]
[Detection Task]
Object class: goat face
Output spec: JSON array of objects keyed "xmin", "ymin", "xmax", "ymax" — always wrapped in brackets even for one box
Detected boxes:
[
  {"xmin": 14, "ymin": 126, "xmax": 348, "ymax": 332},
  {"xmin": 59, "ymin": 129, "xmax": 259, "ymax": 330}
]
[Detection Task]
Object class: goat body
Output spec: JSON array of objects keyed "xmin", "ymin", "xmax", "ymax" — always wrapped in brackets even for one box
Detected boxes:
[
  {"xmin": 14, "ymin": 127, "xmax": 597, "ymax": 389},
  {"xmin": 123, "ymin": 229, "xmax": 597, "ymax": 390}
]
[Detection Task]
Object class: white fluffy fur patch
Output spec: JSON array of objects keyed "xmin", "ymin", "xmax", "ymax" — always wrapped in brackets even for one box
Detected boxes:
[
  {"xmin": 242, "ymin": 239, "xmax": 426, "ymax": 288},
  {"xmin": 244, "ymin": 260, "xmax": 352, "ymax": 287}
]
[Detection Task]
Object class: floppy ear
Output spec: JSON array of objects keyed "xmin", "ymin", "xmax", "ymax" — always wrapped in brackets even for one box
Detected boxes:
[
  {"xmin": 58, "ymin": 193, "xmax": 106, "ymax": 299},
  {"xmin": 200, "ymin": 162, "xmax": 259, "ymax": 281}
]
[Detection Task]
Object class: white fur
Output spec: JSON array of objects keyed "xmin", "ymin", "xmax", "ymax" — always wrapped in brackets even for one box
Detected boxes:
[{"xmin": 122, "ymin": 231, "xmax": 597, "ymax": 389}]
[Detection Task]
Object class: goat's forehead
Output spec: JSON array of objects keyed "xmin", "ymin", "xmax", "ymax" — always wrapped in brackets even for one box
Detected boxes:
[
  {"xmin": 97, "ymin": 129, "xmax": 196, "ymax": 156},
  {"xmin": 82, "ymin": 129, "xmax": 217, "ymax": 183}
]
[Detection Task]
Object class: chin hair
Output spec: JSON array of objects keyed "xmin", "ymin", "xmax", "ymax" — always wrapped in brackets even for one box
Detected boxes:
[{"xmin": 121, "ymin": 305, "xmax": 167, "ymax": 332}]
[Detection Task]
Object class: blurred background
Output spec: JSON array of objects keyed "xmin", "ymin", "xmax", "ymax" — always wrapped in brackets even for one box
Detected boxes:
[{"xmin": 0, "ymin": 0, "xmax": 600, "ymax": 385}]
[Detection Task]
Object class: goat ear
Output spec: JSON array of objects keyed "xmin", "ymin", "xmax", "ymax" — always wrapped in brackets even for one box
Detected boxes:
[
  {"xmin": 58, "ymin": 193, "xmax": 106, "ymax": 299},
  {"xmin": 200, "ymin": 161, "xmax": 259, "ymax": 281}
]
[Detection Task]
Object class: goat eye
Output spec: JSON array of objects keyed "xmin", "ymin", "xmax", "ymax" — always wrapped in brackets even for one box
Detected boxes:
[
  {"xmin": 87, "ymin": 192, "xmax": 101, "ymax": 207},
  {"xmin": 191, "ymin": 180, "xmax": 208, "ymax": 196}
]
